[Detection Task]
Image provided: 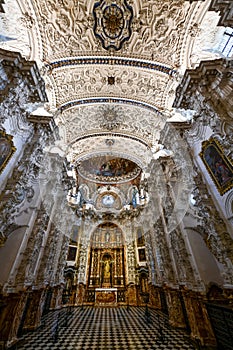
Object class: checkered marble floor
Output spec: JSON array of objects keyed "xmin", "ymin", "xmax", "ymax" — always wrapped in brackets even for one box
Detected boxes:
[{"xmin": 16, "ymin": 306, "xmax": 197, "ymax": 349}]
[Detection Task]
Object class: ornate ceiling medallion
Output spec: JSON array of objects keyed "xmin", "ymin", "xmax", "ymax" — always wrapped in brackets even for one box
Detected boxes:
[
  {"xmin": 100, "ymin": 107, "xmax": 122, "ymax": 130},
  {"xmin": 93, "ymin": 0, "xmax": 133, "ymax": 51}
]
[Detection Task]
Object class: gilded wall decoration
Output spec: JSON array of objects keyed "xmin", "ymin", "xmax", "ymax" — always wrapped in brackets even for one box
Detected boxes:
[
  {"xmin": 91, "ymin": 222, "xmax": 124, "ymax": 249},
  {"xmin": 200, "ymin": 138, "xmax": 233, "ymax": 195},
  {"xmin": 95, "ymin": 290, "xmax": 116, "ymax": 305},
  {"xmin": 93, "ymin": 0, "xmax": 133, "ymax": 51},
  {"xmin": 0, "ymin": 130, "xmax": 16, "ymax": 173},
  {"xmin": 88, "ymin": 223, "xmax": 125, "ymax": 288}
]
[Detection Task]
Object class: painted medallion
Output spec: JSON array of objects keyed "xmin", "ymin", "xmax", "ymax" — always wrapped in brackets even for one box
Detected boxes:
[{"xmin": 93, "ymin": 0, "xmax": 133, "ymax": 51}]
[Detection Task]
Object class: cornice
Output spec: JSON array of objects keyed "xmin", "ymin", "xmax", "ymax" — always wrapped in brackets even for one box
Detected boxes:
[
  {"xmin": 0, "ymin": 48, "xmax": 48, "ymax": 103},
  {"xmin": 59, "ymin": 97, "xmax": 163, "ymax": 115},
  {"xmin": 173, "ymin": 58, "xmax": 232, "ymax": 108},
  {"xmin": 45, "ymin": 57, "xmax": 176, "ymax": 76},
  {"xmin": 209, "ymin": 0, "xmax": 233, "ymax": 27}
]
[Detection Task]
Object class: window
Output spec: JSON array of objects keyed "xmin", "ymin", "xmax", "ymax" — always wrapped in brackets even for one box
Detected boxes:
[
  {"xmin": 67, "ymin": 246, "xmax": 77, "ymax": 261},
  {"xmin": 219, "ymin": 27, "xmax": 233, "ymax": 57}
]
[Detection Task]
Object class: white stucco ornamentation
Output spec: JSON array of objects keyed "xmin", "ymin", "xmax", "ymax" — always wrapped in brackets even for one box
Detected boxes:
[
  {"xmin": 57, "ymin": 103, "xmax": 165, "ymax": 145},
  {"xmin": 151, "ymin": 144, "xmax": 174, "ymax": 160},
  {"xmin": 28, "ymin": 0, "xmax": 194, "ymax": 65},
  {"xmin": 0, "ymin": 0, "xmax": 31, "ymax": 58},
  {"xmin": 70, "ymin": 136, "xmax": 152, "ymax": 170},
  {"xmin": 167, "ymin": 108, "xmax": 196, "ymax": 122},
  {"xmin": 51, "ymin": 65, "xmax": 168, "ymax": 109}
]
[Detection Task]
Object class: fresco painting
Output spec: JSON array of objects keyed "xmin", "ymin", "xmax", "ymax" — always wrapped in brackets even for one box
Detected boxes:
[{"xmin": 79, "ymin": 155, "xmax": 140, "ymax": 182}]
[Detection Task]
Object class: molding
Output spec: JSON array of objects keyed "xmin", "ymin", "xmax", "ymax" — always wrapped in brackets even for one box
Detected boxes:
[
  {"xmin": 209, "ymin": 0, "xmax": 233, "ymax": 27},
  {"xmin": 46, "ymin": 57, "xmax": 175, "ymax": 76},
  {"xmin": 59, "ymin": 97, "xmax": 162, "ymax": 114},
  {"xmin": 0, "ymin": 130, "xmax": 16, "ymax": 174},
  {"xmin": 71, "ymin": 132, "xmax": 150, "ymax": 149},
  {"xmin": 0, "ymin": 48, "xmax": 48, "ymax": 104},
  {"xmin": 173, "ymin": 58, "xmax": 232, "ymax": 109}
]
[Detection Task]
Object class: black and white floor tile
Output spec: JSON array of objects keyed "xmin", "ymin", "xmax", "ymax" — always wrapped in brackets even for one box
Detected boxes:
[{"xmin": 16, "ymin": 306, "xmax": 197, "ymax": 349}]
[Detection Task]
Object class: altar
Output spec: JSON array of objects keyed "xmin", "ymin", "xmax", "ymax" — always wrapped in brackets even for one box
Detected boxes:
[{"xmin": 95, "ymin": 288, "xmax": 117, "ymax": 306}]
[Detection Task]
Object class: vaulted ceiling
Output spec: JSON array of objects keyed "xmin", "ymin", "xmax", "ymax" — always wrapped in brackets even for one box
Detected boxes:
[{"xmin": 0, "ymin": 0, "xmax": 227, "ymax": 172}]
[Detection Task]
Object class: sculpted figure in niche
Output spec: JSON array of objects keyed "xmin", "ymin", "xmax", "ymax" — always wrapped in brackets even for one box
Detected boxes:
[
  {"xmin": 105, "ymin": 231, "xmax": 110, "ymax": 242},
  {"xmin": 104, "ymin": 260, "xmax": 111, "ymax": 279},
  {"xmin": 101, "ymin": 255, "xmax": 114, "ymax": 288}
]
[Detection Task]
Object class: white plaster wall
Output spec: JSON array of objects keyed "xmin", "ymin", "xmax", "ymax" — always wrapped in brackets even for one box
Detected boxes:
[
  {"xmin": 0, "ymin": 227, "xmax": 25, "ymax": 285},
  {"xmin": 187, "ymin": 228, "xmax": 223, "ymax": 287}
]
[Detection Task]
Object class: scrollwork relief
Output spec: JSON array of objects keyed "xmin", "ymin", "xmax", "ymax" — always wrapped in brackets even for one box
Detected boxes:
[
  {"xmin": 52, "ymin": 65, "xmax": 168, "ymax": 108},
  {"xmin": 59, "ymin": 103, "xmax": 164, "ymax": 146},
  {"xmin": 32, "ymin": 0, "xmax": 195, "ymax": 66}
]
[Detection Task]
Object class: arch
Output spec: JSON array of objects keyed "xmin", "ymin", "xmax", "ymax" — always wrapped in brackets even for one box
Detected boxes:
[
  {"xmin": 186, "ymin": 228, "xmax": 224, "ymax": 287},
  {"xmin": 225, "ymin": 190, "xmax": 233, "ymax": 220},
  {"xmin": 59, "ymin": 97, "xmax": 163, "ymax": 114}
]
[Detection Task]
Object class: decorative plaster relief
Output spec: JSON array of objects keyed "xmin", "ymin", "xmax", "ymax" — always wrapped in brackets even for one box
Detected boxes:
[
  {"xmin": 0, "ymin": 130, "xmax": 16, "ymax": 174},
  {"xmin": 93, "ymin": 0, "xmax": 133, "ymax": 51},
  {"xmin": 31, "ymin": 0, "xmax": 193, "ymax": 65},
  {"xmin": 52, "ymin": 65, "xmax": 169, "ymax": 108},
  {"xmin": 57, "ymin": 103, "xmax": 166, "ymax": 146},
  {"xmin": 56, "ymin": 102, "xmax": 166, "ymax": 169},
  {"xmin": 0, "ymin": 0, "xmax": 31, "ymax": 58},
  {"xmin": 69, "ymin": 135, "xmax": 152, "ymax": 170},
  {"xmin": 189, "ymin": 11, "xmax": 226, "ymax": 68}
]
